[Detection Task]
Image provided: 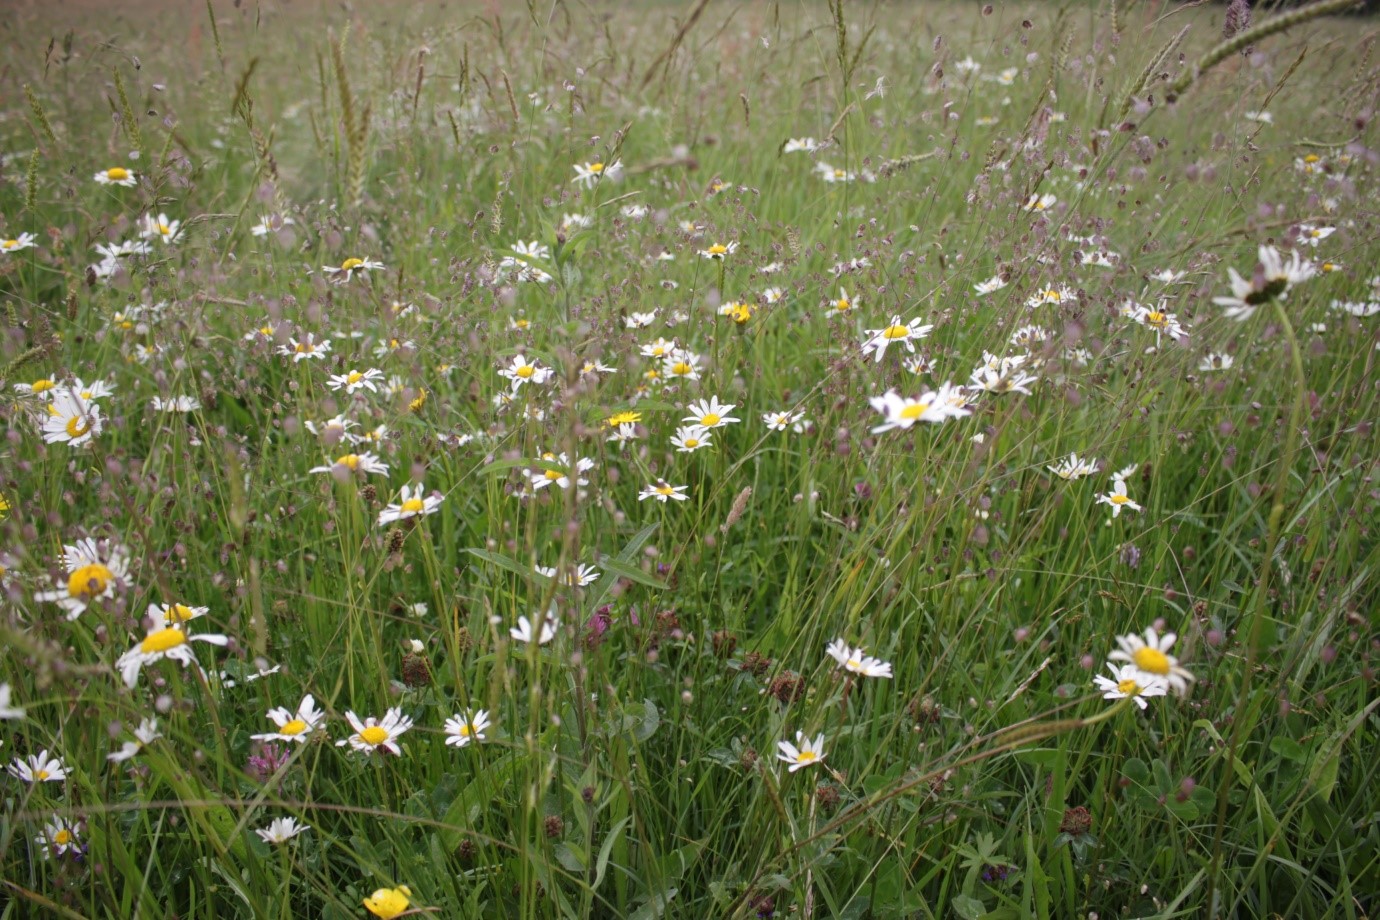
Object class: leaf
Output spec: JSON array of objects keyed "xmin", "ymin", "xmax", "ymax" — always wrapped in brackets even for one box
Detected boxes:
[
  {"xmin": 463, "ymin": 547, "xmax": 535, "ymax": 580},
  {"xmin": 598, "ymin": 554, "xmax": 668, "ymax": 590},
  {"xmin": 474, "ymin": 456, "xmax": 568, "ymax": 476},
  {"xmin": 594, "ymin": 816, "xmax": 632, "ymax": 889},
  {"xmin": 554, "ymin": 842, "xmax": 587, "ymax": 874},
  {"xmin": 633, "ymin": 699, "xmax": 660, "ymax": 742},
  {"xmin": 587, "ymin": 522, "xmax": 660, "ymax": 607},
  {"xmin": 953, "ymin": 893, "xmax": 988, "ymax": 920}
]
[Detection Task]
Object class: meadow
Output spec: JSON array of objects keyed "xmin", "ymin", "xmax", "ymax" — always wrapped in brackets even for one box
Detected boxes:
[{"xmin": 1, "ymin": 0, "xmax": 1378, "ymax": 916}]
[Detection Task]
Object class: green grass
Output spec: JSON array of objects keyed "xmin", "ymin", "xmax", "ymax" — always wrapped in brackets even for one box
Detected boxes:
[{"xmin": 1, "ymin": 1, "xmax": 1378, "ymax": 917}]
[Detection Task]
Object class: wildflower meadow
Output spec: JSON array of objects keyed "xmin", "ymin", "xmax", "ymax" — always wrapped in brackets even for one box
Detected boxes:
[{"xmin": 2, "ymin": 0, "xmax": 1379, "ymax": 916}]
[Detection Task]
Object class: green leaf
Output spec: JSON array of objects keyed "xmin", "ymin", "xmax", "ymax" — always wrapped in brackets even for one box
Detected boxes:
[
  {"xmin": 463, "ymin": 547, "xmax": 535, "ymax": 580},
  {"xmin": 598, "ymin": 554, "xmax": 668, "ymax": 590},
  {"xmin": 953, "ymin": 893, "xmax": 988, "ymax": 920},
  {"xmin": 594, "ymin": 816, "xmax": 632, "ymax": 889}
]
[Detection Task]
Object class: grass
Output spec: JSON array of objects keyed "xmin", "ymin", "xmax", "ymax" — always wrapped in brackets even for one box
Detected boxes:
[{"xmin": 1, "ymin": 0, "xmax": 1378, "ymax": 917}]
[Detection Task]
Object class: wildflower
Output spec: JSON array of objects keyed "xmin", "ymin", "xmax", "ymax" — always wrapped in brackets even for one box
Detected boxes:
[
  {"xmin": 639, "ymin": 480, "xmax": 690, "ymax": 503},
  {"xmin": 559, "ymin": 213, "xmax": 592, "ymax": 232},
  {"xmin": 377, "ymin": 483, "xmax": 443, "ymax": 526},
  {"xmin": 580, "ymin": 358, "xmax": 616, "ymax": 376},
  {"xmin": 974, "ymin": 275, "xmax": 1006, "ymax": 295},
  {"xmin": 278, "ymin": 334, "xmax": 332, "ymax": 362},
  {"xmin": 1093, "ymin": 663, "xmax": 1168, "ymax": 710},
  {"xmin": 310, "ymin": 452, "xmax": 390, "ymax": 477},
  {"xmin": 698, "ymin": 241, "xmax": 738, "ymax": 260},
  {"xmin": 94, "ymin": 166, "xmax": 137, "ymax": 186},
  {"xmin": 8, "ymin": 751, "xmax": 68, "ymax": 783},
  {"xmin": 1244, "ymin": 110, "xmax": 1273, "ymax": 125},
  {"xmin": 1296, "ymin": 223, "xmax": 1335, "ymax": 247},
  {"xmin": 1009, "ymin": 325, "xmax": 1051, "ymax": 349},
  {"xmin": 499, "ymin": 240, "xmax": 553, "ymax": 283},
  {"xmin": 499, "ymin": 354, "xmax": 553, "ymax": 390},
  {"xmin": 861, "ymin": 316, "xmax": 934, "ymax": 363},
  {"xmin": 1294, "ymin": 154, "xmax": 1325, "ymax": 175},
  {"xmin": 36, "ymin": 816, "xmax": 82, "ymax": 858},
  {"xmin": 327, "ymin": 368, "xmax": 385, "ymax": 395},
  {"xmin": 1213, "ymin": 244, "xmax": 1316, "ymax": 321},
  {"xmin": 13, "ymin": 377, "xmax": 59, "ymax": 399},
  {"xmin": 683, "ymin": 397, "xmax": 740, "ymax": 429},
  {"xmin": 621, "ymin": 204, "xmax": 649, "ymax": 220},
  {"xmin": 511, "ymin": 610, "xmax": 558, "ymax": 645},
  {"xmin": 35, "ymin": 538, "xmax": 130, "ymax": 620},
  {"xmin": 1108, "ymin": 627, "xmax": 1195, "ymax": 695},
  {"xmin": 606, "ymin": 422, "xmax": 639, "ymax": 445},
  {"xmin": 1, "ymin": 232, "xmax": 36, "ymax": 253},
  {"xmin": 827, "ymin": 288, "xmax": 859, "ymax": 316},
  {"xmin": 783, "ymin": 137, "xmax": 824, "ymax": 153},
  {"xmin": 1097, "ymin": 479, "xmax": 1141, "ymax": 518},
  {"xmin": 573, "ymin": 159, "xmax": 622, "ymax": 188},
  {"xmin": 337, "ymin": 709, "xmax": 413, "ymax": 755},
  {"xmin": 535, "ymin": 563, "xmax": 601, "ymax": 587},
  {"xmin": 825, "ymin": 639, "xmax": 893, "ymax": 678},
  {"xmin": 671, "ymin": 425, "xmax": 713, "ymax": 452},
  {"xmin": 150, "ymin": 395, "xmax": 202, "ymax": 413},
  {"xmin": 869, "ymin": 385, "xmax": 969, "ymax": 433},
  {"xmin": 718, "ymin": 301, "xmax": 755, "ymax": 324},
  {"xmin": 116, "ymin": 625, "xmax": 229, "ymax": 687},
  {"xmin": 955, "ymin": 55, "xmax": 982, "ymax": 73},
  {"xmin": 152, "ymin": 602, "xmax": 207, "ymax": 626},
  {"xmin": 625, "ymin": 311, "xmax": 658, "ymax": 329},
  {"xmin": 322, "ymin": 257, "xmax": 385, "ymax": 283},
  {"xmin": 1022, "ymin": 193, "xmax": 1057, "ymax": 212},
  {"xmin": 444, "ymin": 709, "xmax": 492, "ymax": 747},
  {"xmin": 1025, "ymin": 284, "xmax": 1076, "ymax": 309},
  {"xmin": 1047, "ymin": 453, "xmax": 1099, "ymax": 481},
  {"xmin": 1150, "ymin": 269, "xmax": 1187, "ymax": 284},
  {"xmin": 816, "ymin": 162, "xmax": 860, "ymax": 183},
  {"xmin": 42, "ymin": 390, "xmax": 103, "ymax": 447},
  {"xmin": 364, "ymin": 886, "xmax": 412, "ymax": 920},
  {"xmin": 776, "ymin": 731, "xmax": 827, "ymax": 773},
  {"xmin": 250, "ymin": 213, "xmax": 295, "ymax": 236},
  {"xmin": 829, "ymin": 257, "xmax": 872, "ymax": 276},
  {"xmin": 305, "ymin": 414, "xmax": 355, "ymax": 441},
  {"xmin": 108, "ymin": 717, "xmax": 162, "ymax": 763},
  {"xmin": 968, "ymin": 363, "xmax": 1038, "ymax": 396},
  {"xmin": 528, "ymin": 452, "xmax": 595, "ymax": 491},
  {"xmin": 604, "ymin": 410, "xmax": 642, "ymax": 429},
  {"xmin": 1128, "ymin": 301, "xmax": 1189, "ymax": 341},
  {"xmin": 762, "ymin": 409, "xmax": 805, "ymax": 432},
  {"xmin": 256, "ymin": 817, "xmax": 310, "ymax": 844},
  {"xmin": 0, "ymin": 684, "xmax": 25, "ymax": 720},
  {"xmin": 252, "ymin": 694, "xmax": 326, "ymax": 743},
  {"xmin": 138, "ymin": 213, "xmax": 182, "ymax": 243},
  {"xmin": 663, "ymin": 350, "xmax": 703, "ymax": 382},
  {"xmin": 1198, "ymin": 353, "xmax": 1235, "ymax": 372}
]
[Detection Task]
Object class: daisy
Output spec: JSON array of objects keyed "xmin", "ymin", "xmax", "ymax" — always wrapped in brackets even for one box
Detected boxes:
[
  {"xmin": 1022, "ymin": 193, "xmax": 1057, "ymax": 212},
  {"xmin": 139, "ymin": 213, "xmax": 182, "ymax": 243},
  {"xmin": 94, "ymin": 166, "xmax": 137, "ymax": 186},
  {"xmin": 621, "ymin": 204, "xmax": 649, "ymax": 220},
  {"xmin": 1128, "ymin": 301, "xmax": 1189, "ymax": 341},
  {"xmin": 150, "ymin": 395, "xmax": 202, "ymax": 413},
  {"xmin": 639, "ymin": 480, "xmax": 689, "ymax": 503},
  {"xmin": 869, "ymin": 385, "xmax": 969, "ymax": 433},
  {"xmin": 816, "ymin": 162, "xmax": 858, "ymax": 183},
  {"xmin": 1198, "ymin": 353, "xmax": 1235, "ymax": 372},
  {"xmin": 1244, "ymin": 110, "xmax": 1273, "ymax": 125},
  {"xmin": 7, "ymin": 750, "xmax": 68, "ymax": 783},
  {"xmin": 783, "ymin": 137, "xmax": 824, "ymax": 153},
  {"xmin": 974, "ymin": 275, "xmax": 1006, "ymax": 295},
  {"xmin": 606, "ymin": 422, "xmax": 639, "ymax": 446},
  {"xmin": 499, "ymin": 354, "xmax": 553, "ymax": 390},
  {"xmin": 444, "ymin": 709, "xmax": 492, "ymax": 747},
  {"xmin": 337, "ymin": 708, "xmax": 413, "ymax": 755},
  {"xmin": 42, "ymin": 390, "xmax": 103, "ymax": 447},
  {"xmin": 377, "ymin": 483, "xmax": 443, "ymax": 526},
  {"xmin": 1297, "ymin": 223, "xmax": 1335, "ymax": 246},
  {"xmin": 35, "ymin": 816, "xmax": 82, "ymax": 858},
  {"xmin": 1009, "ymin": 325, "xmax": 1051, "ymax": 349},
  {"xmin": 572, "ymin": 159, "xmax": 622, "ymax": 188},
  {"xmin": 1213, "ymin": 244, "xmax": 1316, "ymax": 321},
  {"xmin": 322, "ymin": 257, "xmax": 385, "ymax": 283},
  {"xmin": 499, "ymin": 241, "xmax": 553, "ymax": 283},
  {"xmin": 94, "ymin": 240, "xmax": 150, "ymax": 261},
  {"xmin": 364, "ymin": 886, "xmax": 412, "ymax": 920},
  {"xmin": 828, "ymin": 288, "xmax": 859, "ymax": 316},
  {"xmin": 511, "ymin": 610, "xmax": 558, "ymax": 645},
  {"xmin": 861, "ymin": 316, "xmax": 934, "ymax": 363},
  {"xmin": 309, "ymin": 452, "xmax": 390, "ymax": 477},
  {"xmin": 0, "ymin": 684, "xmax": 25, "ymax": 720},
  {"xmin": 698, "ymin": 241, "xmax": 738, "ymax": 260},
  {"xmin": 528, "ymin": 452, "xmax": 595, "ymax": 491},
  {"xmin": 151, "ymin": 602, "xmax": 208, "ymax": 626},
  {"xmin": 535, "ymin": 563, "xmax": 601, "ymax": 587},
  {"xmin": 256, "ymin": 817, "xmax": 310, "ymax": 844},
  {"xmin": 327, "ymin": 368, "xmax": 385, "ymax": 395},
  {"xmin": 1093, "ymin": 663, "xmax": 1168, "ymax": 710},
  {"xmin": 1025, "ymin": 284, "xmax": 1076, "ymax": 309},
  {"xmin": 116, "ymin": 625, "xmax": 229, "ymax": 688},
  {"xmin": 683, "ymin": 397, "xmax": 740, "ymax": 429},
  {"xmin": 1, "ymin": 232, "xmax": 36, "ymax": 253},
  {"xmin": 278, "ymin": 334, "xmax": 332, "ymax": 362},
  {"xmin": 13, "ymin": 377, "xmax": 60, "ymax": 399},
  {"xmin": 305, "ymin": 414, "xmax": 356, "ymax": 441},
  {"xmin": 718, "ymin": 301, "xmax": 754, "ymax": 324},
  {"xmin": 625, "ymin": 311, "xmax": 658, "ymax": 329},
  {"xmin": 825, "ymin": 639, "xmax": 893, "ymax": 678},
  {"xmin": 579, "ymin": 357, "xmax": 617, "ymax": 376},
  {"xmin": 663, "ymin": 351, "xmax": 703, "ymax": 383},
  {"xmin": 776, "ymin": 731, "xmax": 827, "ymax": 773},
  {"xmin": 250, "ymin": 213, "xmax": 295, "ymax": 236},
  {"xmin": 1108, "ymin": 626, "xmax": 1195, "ymax": 695},
  {"xmin": 969, "ymin": 364, "xmax": 1038, "ymax": 396},
  {"xmin": 1097, "ymin": 479, "xmax": 1141, "ymax": 517},
  {"xmin": 35, "ymin": 538, "xmax": 130, "ymax": 620},
  {"xmin": 1047, "ymin": 453, "xmax": 1099, "ymax": 481},
  {"xmin": 559, "ymin": 213, "xmax": 592, "ymax": 232},
  {"xmin": 762, "ymin": 409, "xmax": 805, "ymax": 432},
  {"xmin": 68, "ymin": 377, "xmax": 115, "ymax": 401},
  {"xmin": 107, "ymin": 717, "xmax": 162, "ymax": 763},
  {"xmin": 252, "ymin": 694, "xmax": 326, "ymax": 743},
  {"xmin": 670, "ymin": 425, "xmax": 712, "ymax": 452}
]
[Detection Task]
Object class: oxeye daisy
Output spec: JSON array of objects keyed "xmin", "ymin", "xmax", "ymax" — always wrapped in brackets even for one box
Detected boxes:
[
  {"xmin": 663, "ymin": 350, "xmax": 703, "ymax": 382},
  {"xmin": 256, "ymin": 816, "xmax": 310, "ymax": 844},
  {"xmin": 322, "ymin": 257, "xmax": 385, "ymax": 283},
  {"xmin": 68, "ymin": 377, "xmax": 115, "ymax": 401},
  {"xmin": 138, "ymin": 213, "xmax": 182, "ymax": 243},
  {"xmin": 13, "ymin": 377, "xmax": 60, "ymax": 399},
  {"xmin": 718, "ymin": 300, "xmax": 755, "ymax": 324},
  {"xmin": 683, "ymin": 397, "xmax": 739, "ymax": 429},
  {"xmin": 278, "ymin": 334, "xmax": 332, "ymax": 362},
  {"xmin": 499, "ymin": 354, "xmax": 553, "ymax": 390},
  {"xmin": 824, "ymin": 639, "xmax": 893, "ymax": 678},
  {"xmin": 107, "ymin": 717, "xmax": 162, "ymax": 763},
  {"xmin": 698, "ymin": 241, "xmax": 737, "ymax": 260},
  {"xmin": 776, "ymin": 731, "xmax": 827, "ymax": 773},
  {"xmin": 327, "ymin": 368, "xmax": 384, "ymax": 395},
  {"xmin": 1213, "ymin": 244, "xmax": 1316, "ymax": 321},
  {"xmin": 1022, "ymin": 192, "xmax": 1057, "ymax": 212},
  {"xmin": 511, "ymin": 610, "xmax": 558, "ymax": 645},
  {"xmin": 868, "ymin": 385, "xmax": 969, "ymax": 433},
  {"xmin": 1198, "ymin": 352, "xmax": 1235, "ymax": 372},
  {"xmin": 1097, "ymin": 479, "xmax": 1141, "ymax": 517},
  {"xmin": 150, "ymin": 395, "xmax": 202, "ymax": 413},
  {"xmin": 527, "ymin": 452, "xmax": 595, "ymax": 491},
  {"xmin": 1, "ymin": 232, "xmax": 36, "ymax": 253},
  {"xmin": 639, "ymin": 480, "xmax": 689, "ymax": 503},
  {"xmin": 337, "ymin": 709, "xmax": 413, "ymax": 755},
  {"xmin": 7, "ymin": 750, "xmax": 68, "ymax": 783},
  {"xmin": 1093, "ymin": 663, "xmax": 1168, "ymax": 710},
  {"xmin": 116, "ymin": 625, "xmax": 230, "ymax": 688},
  {"xmin": 41, "ymin": 390, "xmax": 103, "ymax": 447},
  {"xmin": 670, "ymin": 425, "xmax": 713, "ymax": 452},
  {"xmin": 377, "ymin": 483, "xmax": 443, "ymax": 526},
  {"xmin": 1046, "ymin": 453, "xmax": 1099, "ymax": 481},
  {"xmin": 35, "ymin": 816, "xmax": 82, "ymax": 858},
  {"xmin": 762, "ymin": 409, "xmax": 805, "ymax": 432},
  {"xmin": 535, "ymin": 562, "xmax": 601, "ymax": 587},
  {"xmin": 560, "ymin": 212, "xmax": 592, "ymax": 232},
  {"xmin": 1024, "ymin": 283, "xmax": 1076, "ymax": 309},
  {"xmin": 573, "ymin": 159, "xmax": 622, "ymax": 188},
  {"xmin": 309, "ymin": 451, "xmax": 390, "ymax": 477},
  {"xmin": 252, "ymin": 694, "xmax": 325, "ymax": 743},
  {"xmin": 94, "ymin": 166, "xmax": 137, "ymax": 186},
  {"xmin": 151, "ymin": 602, "xmax": 208, "ymax": 626},
  {"xmin": 625, "ymin": 311, "xmax": 658, "ymax": 329},
  {"xmin": 363, "ymin": 885, "xmax": 412, "ymax": 919},
  {"xmin": 783, "ymin": 136, "xmax": 824, "ymax": 153},
  {"xmin": 974, "ymin": 275, "xmax": 1006, "ymax": 295},
  {"xmin": 827, "ymin": 288, "xmax": 859, "ymax": 316},
  {"xmin": 0, "ymin": 684, "xmax": 26, "ymax": 720},
  {"xmin": 1108, "ymin": 627, "xmax": 1195, "ymax": 695},
  {"xmin": 35, "ymin": 538, "xmax": 130, "ymax": 620},
  {"xmin": 250, "ymin": 213, "xmax": 295, "ymax": 236},
  {"xmin": 968, "ymin": 364, "xmax": 1038, "ymax": 396},
  {"xmin": 861, "ymin": 315, "xmax": 934, "ymax": 363},
  {"xmin": 1296, "ymin": 223, "xmax": 1335, "ymax": 247},
  {"xmin": 1127, "ymin": 300, "xmax": 1188, "ymax": 341},
  {"xmin": 444, "ymin": 709, "xmax": 492, "ymax": 747}
]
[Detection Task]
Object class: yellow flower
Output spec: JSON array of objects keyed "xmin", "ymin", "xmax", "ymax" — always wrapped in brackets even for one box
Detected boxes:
[{"xmin": 363, "ymin": 885, "xmax": 411, "ymax": 919}]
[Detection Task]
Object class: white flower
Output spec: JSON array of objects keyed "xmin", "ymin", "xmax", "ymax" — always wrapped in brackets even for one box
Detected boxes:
[
  {"xmin": 1025, "ymin": 283, "xmax": 1076, "ymax": 309},
  {"xmin": 499, "ymin": 241, "xmax": 553, "ymax": 283},
  {"xmin": 42, "ymin": 390, "xmax": 103, "ymax": 446},
  {"xmin": 327, "ymin": 368, "xmax": 384, "ymax": 395},
  {"xmin": 1, "ymin": 232, "xmax": 37, "ymax": 253},
  {"xmin": 252, "ymin": 694, "xmax": 326, "ymax": 743},
  {"xmin": 150, "ymin": 602, "xmax": 208, "ymax": 626},
  {"xmin": 8, "ymin": 750, "xmax": 68, "ymax": 783},
  {"xmin": 511, "ymin": 610, "xmax": 558, "ymax": 645},
  {"xmin": 639, "ymin": 480, "xmax": 689, "ymax": 502},
  {"xmin": 625, "ymin": 311, "xmax": 658, "ymax": 329},
  {"xmin": 535, "ymin": 563, "xmax": 600, "ymax": 587},
  {"xmin": 1296, "ymin": 223, "xmax": 1335, "ymax": 247},
  {"xmin": 527, "ymin": 452, "xmax": 595, "ymax": 491},
  {"xmin": 256, "ymin": 817, "xmax": 310, "ymax": 844},
  {"xmin": 670, "ymin": 425, "xmax": 713, "ymax": 452},
  {"xmin": 1022, "ymin": 193, "xmax": 1057, "ymax": 212},
  {"xmin": 1127, "ymin": 300, "xmax": 1189, "ymax": 341},
  {"xmin": 572, "ymin": 159, "xmax": 622, "ymax": 188},
  {"xmin": 139, "ymin": 213, "xmax": 182, "ymax": 243},
  {"xmin": 377, "ymin": 483, "xmax": 443, "ymax": 526},
  {"xmin": 662, "ymin": 350, "xmax": 703, "ymax": 383},
  {"xmin": 116, "ymin": 625, "xmax": 229, "ymax": 688},
  {"xmin": 1047, "ymin": 453, "xmax": 1099, "ymax": 481},
  {"xmin": 35, "ymin": 816, "xmax": 81, "ymax": 858},
  {"xmin": 869, "ymin": 385, "xmax": 970, "ymax": 433},
  {"xmin": 1244, "ymin": 111, "xmax": 1273, "ymax": 125},
  {"xmin": 94, "ymin": 166, "xmax": 137, "ymax": 186},
  {"xmin": 34, "ymin": 537, "xmax": 130, "ymax": 620},
  {"xmin": 108, "ymin": 717, "xmax": 162, "ymax": 763},
  {"xmin": 974, "ymin": 275, "xmax": 1006, "ymax": 295},
  {"xmin": 1093, "ymin": 663, "xmax": 1168, "ymax": 709},
  {"xmin": 761, "ymin": 409, "xmax": 804, "ymax": 432},
  {"xmin": 698, "ymin": 242, "xmax": 738, "ymax": 260},
  {"xmin": 968, "ymin": 363, "xmax": 1038, "ymax": 396},
  {"xmin": 150, "ymin": 395, "xmax": 202, "ymax": 413},
  {"xmin": 776, "ymin": 731, "xmax": 827, "ymax": 773},
  {"xmin": 336, "ymin": 708, "xmax": 413, "ymax": 755},
  {"xmin": 1108, "ymin": 627, "xmax": 1194, "ymax": 696},
  {"xmin": 1097, "ymin": 478, "xmax": 1141, "ymax": 517},
  {"xmin": 825, "ymin": 639, "xmax": 893, "ymax": 678},
  {"xmin": 322, "ymin": 257, "xmax": 385, "ymax": 283},
  {"xmin": 278, "ymin": 334, "xmax": 332, "ymax": 362},
  {"xmin": 309, "ymin": 451, "xmax": 390, "ymax": 477},
  {"xmin": 1213, "ymin": 244, "xmax": 1316, "ymax": 321},
  {"xmin": 444, "ymin": 709, "xmax": 492, "ymax": 747},
  {"xmin": 499, "ymin": 354, "xmax": 553, "ymax": 390},
  {"xmin": 783, "ymin": 137, "xmax": 824, "ymax": 153},
  {"xmin": 1198, "ymin": 353, "xmax": 1235, "ymax": 372},
  {"xmin": 861, "ymin": 316, "xmax": 934, "ymax": 363},
  {"xmin": 0, "ymin": 684, "xmax": 25, "ymax": 720},
  {"xmin": 560, "ymin": 213, "xmax": 593, "ymax": 232},
  {"xmin": 250, "ymin": 214, "xmax": 294, "ymax": 236},
  {"xmin": 683, "ymin": 397, "xmax": 740, "ymax": 428}
]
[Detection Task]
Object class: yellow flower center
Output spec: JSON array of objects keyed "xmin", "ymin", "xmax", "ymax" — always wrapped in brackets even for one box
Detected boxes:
[
  {"xmin": 140, "ymin": 627, "xmax": 188, "ymax": 654},
  {"xmin": 513, "ymin": 319, "xmax": 530, "ymax": 329},
  {"xmin": 165, "ymin": 604, "xmax": 197, "ymax": 623},
  {"xmin": 834, "ymin": 169, "xmax": 846, "ymax": 178},
  {"xmin": 606, "ymin": 412, "xmax": 640, "ymax": 427},
  {"xmin": 158, "ymin": 223, "xmax": 171, "ymax": 235},
  {"xmin": 544, "ymin": 469, "xmax": 563, "ymax": 481},
  {"xmin": 1304, "ymin": 154, "xmax": 1320, "ymax": 164},
  {"xmin": 590, "ymin": 162, "xmax": 604, "ymax": 173},
  {"xmin": 106, "ymin": 167, "xmax": 130, "ymax": 180},
  {"xmin": 35, "ymin": 769, "xmax": 50, "ymax": 781},
  {"xmin": 515, "ymin": 365, "xmax": 535, "ymax": 378},
  {"xmin": 341, "ymin": 257, "xmax": 365, "ymax": 271},
  {"xmin": 66, "ymin": 415, "xmax": 91, "ymax": 438},
  {"xmin": 1146, "ymin": 311, "xmax": 1166, "ymax": 327},
  {"xmin": 258, "ymin": 325, "xmax": 272, "ymax": 336},
  {"xmin": 1132, "ymin": 647, "xmax": 1170, "ymax": 675},
  {"xmin": 796, "ymin": 750, "xmax": 818, "ymax": 764},
  {"xmin": 457, "ymin": 723, "xmax": 473, "ymax": 737},
  {"xmin": 2, "ymin": 239, "xmax": 17, "ymax": 249},
  {"xmin": 347, "ymin": 371, "xmax": 364, "ymax": 384},
  {"xmin": 67, "ymin": 563, "xmax": 112, "ymax": 598},
  {"xmin": 685, "ymin": 437, "xmax": 699, "ymax": 448},
  {"xmin": 339, "ymin": 454, "xmax": 361, "ymax": 470},
  {"xmin": 1110, "ymin": 494, "xmax": 1130, "ymax": 505},
  {"xmin": 280, "ymin": 719, "xmax": 308, "ymax": 736},
  {"xmin": 899, "ymin": 402, "xmax": 930, "ymax": 420},
  {"xmin": 295, "ymin": 342, "xmax": 315, "ymax": 354},
  {"xmin": 882, "ymin": 324, "xmax": 911, "ymax": 340},
  {"xmin": 650, "ymin": 345, "xmax": 666, "ymax": 356},
  {"xmin": 1117, "ymin": 678, "xmax": 1142, "ymax": 695},
  {"xmin": 847, "ymin": 658, "xmax": 862, "ymax": 669},
  {"xmin": 656, "ymin": 484, "xmax": 675, "ymax": 496},
  {"xmin": 400, "ymin": 497, "xmax": 426, "ymax": 514},
  {"xmin": 358, "ymin": 726, "xmax": 390, "ymax": 746},
  {"xmin": 54, "ymin": 829, "xmax": 73, "ymax": 845},
  {"xmin": 32, "ymin": 379, "xmax": 55, "ymax": 393},
  {"xmin": 700, "ymin": 413, "xmax": 721, "ymax": 427},
  {"xmin": 835, "ymin": 298, "xmax": 851, "ymax": 311},
  {"xmin": 670, "ymin": 361, "xmax": 692, "ymax": 376},
  {"xmin": 708, "ymin": 244, "xmax": 728, "ymax": 255}
]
